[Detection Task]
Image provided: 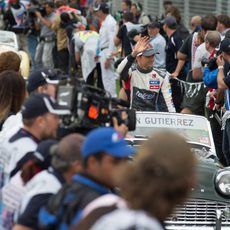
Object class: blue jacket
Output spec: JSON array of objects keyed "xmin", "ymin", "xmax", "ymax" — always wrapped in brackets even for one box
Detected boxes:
[{"xmin": 39, "ymin": 173, "xmax": 113, "ymax": 230}]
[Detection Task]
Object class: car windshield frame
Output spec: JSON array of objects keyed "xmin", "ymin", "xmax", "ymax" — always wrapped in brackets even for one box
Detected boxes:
[{"xmin": 127, "ymin": 112, "xmax": 216, "ymax": 158}]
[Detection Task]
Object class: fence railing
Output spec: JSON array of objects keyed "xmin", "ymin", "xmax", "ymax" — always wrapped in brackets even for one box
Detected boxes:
[{"xmin": 111, "ymin": 0, "xmax": 230, "ymax": 31}]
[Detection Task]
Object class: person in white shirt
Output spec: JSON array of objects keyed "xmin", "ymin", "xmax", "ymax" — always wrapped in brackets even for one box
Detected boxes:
[
  {"xmin": 147, "ymin": 21, "xmax": 166, "ymax": 69},
  {"xmin": 94, "ymin": 3, "xmax": 117, "ymax": 97}
]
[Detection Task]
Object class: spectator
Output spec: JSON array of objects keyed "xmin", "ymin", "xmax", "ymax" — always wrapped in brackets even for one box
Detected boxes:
[
  {"xmin": 13, "ymin": 133, "xmax": 84, "ymax": 230},
  {"xmin": 1, "ymin": 139, "xmax": 57, "ymax": 230},
  {"xmin": 94, "ymin": 3, "xmax": 117, "ymax": 97},
  {"xmin": 162, "ymin": 0, "xmax": 172, "ymax": 18},
  {"xmin": 114, "ymin": 12, "xmax": 140, "ymax": 57},
  {"xmin": 172, "ymin": 14, "xmax": 217, "ymax": 115},
  {"xmin": 27, "ymin": 69, "xmax": 62, "ymax": 98},
  {"xmin": 115, "ymin": 0, "xmax": 132, "ymax": 26},
  {"xmin": 193, "ymin": 31, "xmax": 221, "ymax": 82},
  {"xmin": 163, "ymin": 15, "xmax": 185, "ymax": 112},
  {"xmin": 202, "ymin": 32, "xmax": 223, "ymax": 163},
  {"xmin": 0, "ymin": 70, "xmax": 26, "ymax": 131},
  {"xmin": 131, "ymin": 2, "xmax": 150, "ymax": 25},
  {"xmin": 216, "ymin": 14, "xmax": 230, "ymax": 38},
  {"xmin": 165, "ymin": 5, "xmax": 189, "ymax": 40},
  {"xmin": 73, "ymin": 29, "xmax": 103, "ymax": 88},
  {"xmin": 117, "ymin": 37, "xmax": 175, "ymax": 112},
  {"xmin": 3, "ymin": 0, "xmax": 28, "ymax": 52},
  {"xmin": 0, "ymin": 51, "xmax": 21, "ymax": 73},
  {"xmin": 147, "ymin": 20, "xmax": 166, "ymax": 69},
  {"xmin": 0, "ymin": 68, "xmax": 63, "ymax": 151},
  {"xmin": 190, "ymin": 15, "xmax": 202, "ymax": 33},
  {"xmin": 0, "ymin": 93, "xmax": 70, "ymax": 188},
  {"xmin": 34, "ymin": 1, "xmax": 56, "ymax": 69},
  {"xmin": 217, "ymin": 38, "xmax": 230, "ymax": 166},
  {"xmin": 51, "ymin": 0, "xmax": 69, "ymax": 73},
  {"xmin": 78, "ymin": 131, "xmax": 197, "ymax": 230},
  {"xmin": 39, "ymin": 127, "xmax": 135, "ymax": 228}
]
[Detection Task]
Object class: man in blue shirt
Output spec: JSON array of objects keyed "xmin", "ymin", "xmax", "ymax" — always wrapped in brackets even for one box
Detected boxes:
[{"xmin": 39, "ymin": 127, "xmax": 135, "ymax": 229}]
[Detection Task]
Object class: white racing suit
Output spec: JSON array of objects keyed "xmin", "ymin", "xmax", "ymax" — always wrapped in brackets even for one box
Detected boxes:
[{"xmin": 117, "ymin": 54, "xmax": 175, "ymax": 112}]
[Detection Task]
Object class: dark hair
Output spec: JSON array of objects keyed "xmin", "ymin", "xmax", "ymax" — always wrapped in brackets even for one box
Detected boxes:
[
  {"xmin": 225, "ymin": 29, "xmax": 230, "ymax": 39},
  {"xmin": 123, "ymin": 12, "xmax": 134, "ymax": 23},
  {"xmin": 201, "ymin": 15, "xmax": 217, "ymax": 32},
  {"xmin": 21, "ymin": 159, "xmax": 43, "ymax": 183},
  {"xmin": 166, "ymin": 5, "xmax": 181, "ymax": 23},
  {"xmin": 82, "ymin": 152, "xmax": 106, "ymax": 169},
  {"xmin": 117, "ymin": 132, "xmax": 197, "ymax": 222},
  {"xmin": 0, "ymin": 70, "xmax": 26, "ymax": 122},
  {"xmin": 122, "ymin": 0, "xmax": 132, "ymax": 8},
  {"xmin": 52, "ymin": 133, "xmax": 84, "ymax": 172},
  {"xmin": 0, "ymin": 51, "xmax": 21, "ymax": 73},
  {"xmin": 45, "ymin": 1, "xmax": 55, "ymax": 8},
  {"xmin": 132, "ymin": 2, "xmax": 142, "ymax": 12},
  {"xmin": 217, "ymin": 15, "xmax": 230, "ymax": 28},
  {"xmin": 163, "ymin": 1, "xmax": 172, "ymax": 6},
  {"xmin": 22, "ymin": 117, "xmax": 37, "ymax": 127}
]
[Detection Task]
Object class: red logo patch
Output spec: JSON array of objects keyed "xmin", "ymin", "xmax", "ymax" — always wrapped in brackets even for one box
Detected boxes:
[{"xmin": 150, "ymin": 85, "xmax": 160, "ymax": 90}]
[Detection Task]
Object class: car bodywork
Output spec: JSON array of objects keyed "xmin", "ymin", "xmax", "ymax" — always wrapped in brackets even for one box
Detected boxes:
[
  {"xmin": 127, "ymin": 112, "xmax": 230, "ymax": 230},
  {"xmin": 0, "ymin": 30, "xmax": 30, "ymax": 78}
]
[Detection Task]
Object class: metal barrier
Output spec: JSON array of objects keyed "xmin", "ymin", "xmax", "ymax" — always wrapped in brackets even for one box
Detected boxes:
[{"xmin": 111, "ymin": 0, "xmax": 230, "ymax": 31}]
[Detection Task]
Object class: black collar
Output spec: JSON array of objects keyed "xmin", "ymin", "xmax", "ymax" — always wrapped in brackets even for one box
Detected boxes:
[{"xmin": 137, "ymin": 65, "xmax": 153, "ymax": 74}]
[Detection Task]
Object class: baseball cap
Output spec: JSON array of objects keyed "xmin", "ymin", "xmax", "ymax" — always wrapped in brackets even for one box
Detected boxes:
[
  {"xmin": 21, "ymin": 93, "xmax": 70, "ymax": 119},
  {"xmin": 148, "ymin": 21, "xmax": 161, "ymax": 29},
  {"xmin": 81, "ymin": 127, "xmax": 135, "ymax": 159},
  {"xmin": 10, "ymin": 139, "xmax": 58, "ymax": 178},
  {"xmin": 161, "ymin": 16, "xmax": 177, "ymax": 27},
  {"xmin": 220, "ymin": 38, "xmax": 230, "ymax": 53},
  {"xmin": 137, "ymin": 47, "xmax": 157, "ymax": 57},
  {"xmin": 93, "ymin": 3, "xmax": 109, "ymax": 12},
  {"xmin": 27, "ymin": 69, "xmax": 62, "ymax": 93}
]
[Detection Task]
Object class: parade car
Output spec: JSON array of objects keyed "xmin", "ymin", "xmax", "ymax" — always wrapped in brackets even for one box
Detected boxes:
[
  {"xmin": 0, "ymin": 30, "xmax": 30, "ymax": 78},
  {"xmin": 127, "ymin": 112, "xmax": 230, "ymax": 230}
]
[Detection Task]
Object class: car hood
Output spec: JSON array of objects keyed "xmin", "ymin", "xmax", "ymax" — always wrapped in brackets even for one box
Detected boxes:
[{"xmin": 190, "ymin": 160, "xmax": 230, "ymax": 203}]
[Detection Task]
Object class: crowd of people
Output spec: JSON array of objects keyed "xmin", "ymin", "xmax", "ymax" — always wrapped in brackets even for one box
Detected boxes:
[{"xmin": 0, "ymin": 0, "xmax": 230, "ymax": 229}]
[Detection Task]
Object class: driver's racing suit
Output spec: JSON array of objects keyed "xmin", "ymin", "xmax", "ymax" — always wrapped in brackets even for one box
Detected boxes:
[{"xmin": 117, "ymin": 54, "xmax": 175, "ymax": 112}]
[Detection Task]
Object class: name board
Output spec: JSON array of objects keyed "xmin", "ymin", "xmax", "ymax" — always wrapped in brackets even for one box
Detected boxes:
[{"xmin": 136, "ymin": 113, "xmax": 209, "ymax": 131}]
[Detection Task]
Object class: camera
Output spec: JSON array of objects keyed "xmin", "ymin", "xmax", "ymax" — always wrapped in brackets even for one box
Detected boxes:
[
  {"xmin": 201, "ymin": 49, "xmax": 222, "ymax": 71},
  {"xmin": 56, "ymin": 79, "xmax": 136, "ymax": 132},
  {"xmin": 27, "ymin": 0, "xmax": 46, "ymax": 19},
  {"xmin": 28, "ymin": 6, "xmax": 46, "ymax": 18}
]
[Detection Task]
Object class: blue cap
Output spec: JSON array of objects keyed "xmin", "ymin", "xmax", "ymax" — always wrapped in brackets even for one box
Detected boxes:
[{"xmin": 81, "ymin": 127, "xmax": 135, "ymax": 158}]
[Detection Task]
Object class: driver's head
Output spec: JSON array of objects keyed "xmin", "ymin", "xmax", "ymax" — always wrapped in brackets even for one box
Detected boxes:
[
  {"xmin": 136, "ymin": 48, "xmax": 155, "ymax": 70},
  {"xmin": 117, "ymin": 131, "xmax": 197, "ymax": 221}
]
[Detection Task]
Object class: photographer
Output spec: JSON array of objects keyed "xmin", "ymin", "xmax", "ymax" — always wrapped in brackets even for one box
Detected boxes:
[
  {"xmin": 117, "ymin": 37, "xmax": 175, "ymax": 112},
  {"xmin": 217, "ymin": 38, "xmax": 230, "ymax": 166},
  {"xmin": 3, "ymin": 0, "xmax": 28, "ymax": 51},
  {"xmin": 202, "ymin": 50, "xmax": 225, "ymax": 166},
  {"xmin": 34, "ymin": 2, "xmax": 56, "ymax": 69}
]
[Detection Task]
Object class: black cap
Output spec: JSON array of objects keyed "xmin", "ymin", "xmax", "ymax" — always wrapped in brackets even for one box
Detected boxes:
[
  {"xmin": 148, "ymin": 21, "xmax": 160, "ymax": 29},
  {"xmin": 220, "ymin": 38, "xmax": 230, "ymax": 53},
  {"xmin": 93, "ymin": 3, "xmax": 109, "ymax": 12},
  {"xmin": 10, "ymin": 139, "xmax": 58, "ymax": 178},
  {"xmin": 21, "ymin": 93, "xmax": 70, "ymax": 119},
  {"xmin": 27, "ymin": 69, "xmax": 62, "ymax": 93},
  {"xmin": 161, "ymin": 16, "xmax": 177, "ymax": 28}
]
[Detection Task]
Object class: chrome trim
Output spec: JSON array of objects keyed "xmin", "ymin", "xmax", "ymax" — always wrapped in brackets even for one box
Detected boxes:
[{"xmin": 165, "ymin": 199, "xmax": 230, "ymax": 228}]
